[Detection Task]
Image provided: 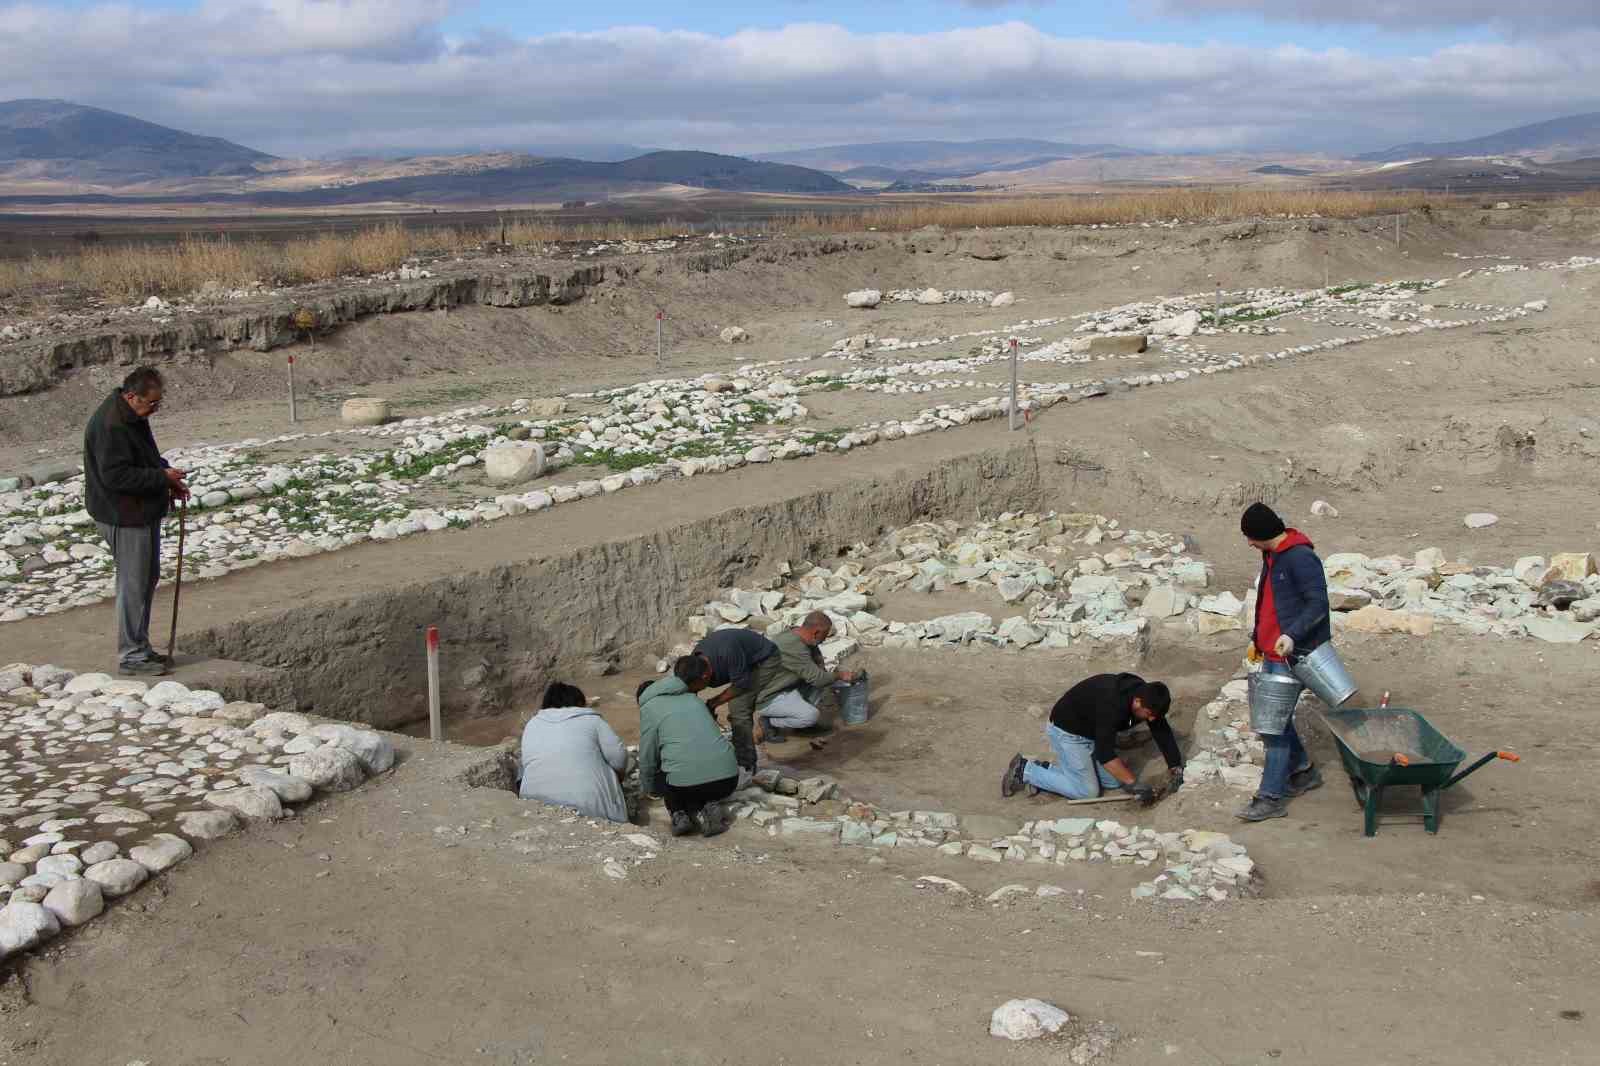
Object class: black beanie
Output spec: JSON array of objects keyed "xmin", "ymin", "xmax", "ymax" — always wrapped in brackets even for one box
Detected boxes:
[{"xmin": 1240, "ymin": 502, "xmax": 1286, "ymax": 541}]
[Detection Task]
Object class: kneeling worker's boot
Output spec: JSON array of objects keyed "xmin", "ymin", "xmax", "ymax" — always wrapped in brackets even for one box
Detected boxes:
[
  {"xmin": 1001, "ymin": 754, "xmax": 1027, "ymax": 798},
  {"xmin": 1287, "ymin": 764, "xmax": 1323, "ymax": 796},
  {"xmin": 671, "ymin": 810, "xmax": 697, "ymax": 837},
  {"xmin": 698, "ymin": 803, "xmax": 730, "ymax": 838},
  {"xmin": 1235, "ymin": 795, "xmax": 1288, "ymax": 822}
]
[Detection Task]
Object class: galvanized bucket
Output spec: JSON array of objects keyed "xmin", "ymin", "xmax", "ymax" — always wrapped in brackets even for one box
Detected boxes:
[
  {"xmin": 1290, "ymin": 643, "xmax": 1358, "ymax": 708},
  {"xmin": 834, "ymin": 673, "xmax": 872, "ymax": 725},
  {"xmin": 1248, "ymin": 670, "xmax": 1304, "ymax": 735}
]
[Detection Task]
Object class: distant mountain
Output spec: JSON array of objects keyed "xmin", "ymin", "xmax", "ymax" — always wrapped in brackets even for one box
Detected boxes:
[
  {"xmin": 0, "ymin": 149, "xmax": 856, "ymax": 207},
  {"xmin": 1253, "ymin": 164, "xmax": 1315, "ymax": 176},
  {"xmin": 1357, "ymin": 113, "xmax": 1600, "ymax": 163},
  {"xmin": 0, "ymin": 99, "xmax": 274, "ymax": 182},
  {"xmin": 320, "ymin": 142, "xmax": 651, "ymax": 163},
  {"xmin": 759, "ymin": 139, "xmax": 1146, "ymax": 177}
]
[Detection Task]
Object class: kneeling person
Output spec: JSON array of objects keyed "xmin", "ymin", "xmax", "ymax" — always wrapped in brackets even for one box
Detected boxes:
[
  {"xmin": 639, "ymin": 657, "xmax": 742, "ymax": 837},
  {"xmin": 751, "ymin": 611, "xmax": 859, "ymax": 742},
  {"xmin": 1003, "ymin": 673, "xmax": 1183, "ymax": 801}
]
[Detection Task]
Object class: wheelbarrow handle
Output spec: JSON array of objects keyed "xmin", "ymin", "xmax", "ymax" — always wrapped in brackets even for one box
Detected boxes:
[{"xmin": 1444, "ymin": 750, "xmax": 1520, "ymax": 789}]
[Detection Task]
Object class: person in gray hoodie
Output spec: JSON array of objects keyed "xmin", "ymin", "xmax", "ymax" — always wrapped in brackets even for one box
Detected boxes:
[{"xmin": 518, "ymin": 682, "xmax": 629, "ymax": 822}]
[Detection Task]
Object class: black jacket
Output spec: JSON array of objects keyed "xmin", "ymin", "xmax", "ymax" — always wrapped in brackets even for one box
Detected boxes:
[
  {"xmin": 1049, "ymin": 672, "xmax": 1183, "ymax": 769},
  {"xmin": 83, "ymin": 390, "xmax": 170, "ymax": 528}
]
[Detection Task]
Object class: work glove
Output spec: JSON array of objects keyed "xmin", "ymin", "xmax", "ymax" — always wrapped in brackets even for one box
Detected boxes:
[{"xmin": 1273, "ymin": 634, "xmax": 1295, "ymax": 657}]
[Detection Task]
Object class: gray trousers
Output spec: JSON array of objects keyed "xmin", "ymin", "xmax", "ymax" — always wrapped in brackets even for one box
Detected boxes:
[{"xmin": 96, "ymin": 522, "xmax": 160, "ymax": 666}]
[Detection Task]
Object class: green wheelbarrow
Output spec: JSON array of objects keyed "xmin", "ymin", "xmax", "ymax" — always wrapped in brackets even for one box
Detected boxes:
[{"xmin": 1321, "ymin": 707, "xmax": 1520, "ymax": 837}]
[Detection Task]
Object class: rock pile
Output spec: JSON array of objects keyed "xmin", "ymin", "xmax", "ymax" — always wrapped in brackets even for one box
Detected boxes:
[
  {"xmin": 691, "ymin": 512, "xmax": 1224, "ymax": 652},
  {"xmin": 0, "ymin": 664, "xmax": 396, "ymax": 961}
]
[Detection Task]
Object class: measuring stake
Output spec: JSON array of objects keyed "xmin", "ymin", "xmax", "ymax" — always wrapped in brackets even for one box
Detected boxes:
[
  {"xmin": 287, "ymin": 354, "xmax": 297, "ymax": 424},
  {"xmin": 1324, "ymin": 251, "xmax": 1330, "ymax": 290},
  {"xmin": 426, "ymin": 625, "xmax": 441, "ymax": 742},
  {"xmin": 1008, "ymin": 337, "xmax": 1020, "ymax": 431},
  {"xmin": 655, "ymin": 309, "xmax": 664, "ymax": 369},
  {"xmin": 1213, "ymin": 283, "xmax": 1222, "ymax": 327},
  {"xmin": 1396, "ymin": 214, "xmax": 1402, "ymax": 247}
]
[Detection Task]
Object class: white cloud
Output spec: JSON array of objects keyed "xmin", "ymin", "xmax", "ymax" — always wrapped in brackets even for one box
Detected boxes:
[
  {"xmin": 2, "ymin": 4, "xmax": 1598, "ymax": 157},
  {"xmin": 1139, "ymin": 0, "xmax": 1600, "ymax": 30}
]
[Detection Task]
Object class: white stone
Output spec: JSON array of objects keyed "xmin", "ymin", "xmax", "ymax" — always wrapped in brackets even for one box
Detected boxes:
[
  {"xmin": 845, "ymin": 289, "xmax": 881, "ymax": 309},
  {"xmin": 309, "ymin": 724, "xmax": 396, "ymax": 774},
  {"xmin": 915, "ymin": 288, "xmax": 947, "ymax": 305},
  {"xmin": 1463, "ymin": 513, "xmax": 1498, "ymax": 529},
  {"xmin": 239, "ymin": 766, "xmax": 315, "ymax": 802},
  {"xmin": 128, "ymin": 834, "xmax": 193, "ymax": 874},
  {"xmin": 43, "ymin": 879, "xmax": 104, "ymax": 927},
  {"xmin": 989, "ymin": 998, "xmax": 1072, "ymax": 1041},
  {"xmin": 719, "ymin": 326, "xmax": 750, "ymax": 344},
  {"xmin": 1310, "ymin": 499, "xmax": 1339, "ymax": 518},
  {"xmin": 289, "ymin": 746, "xmax": 368, "ymax": 792},
  {"xmin": 180, "ymin": 808, "xmax": 242, "ymax": 839},
  {"xmin": 79, "ymin": 842, "xmax": 119, "ymax": 865},
  {"xmin": 143, "ymin": 680, "xmax": 192, "ymax": 710},
  {"xmin": 484, "ymin": 443, "xmax": 546, "ymax": 485},
  {"xmin": 0, "ymin": 901, "xmax": 60, "ymax": 957},
  {"xmin": 35, "ymin": 854, "xmax": 82, "ymax": 879},
  {"xmin": 84, "ymin": 859, "xmax": 149, "ymax": 897},
  {"xmin": 62, "ymin": 672, "xmax": 114, "ymax": 695},
  {"xmin": 990, "ymin": 292, "xmax": 1016, "ymax": 308},
  {"xmin": 1524, "ymin": 615, "xmax": 1594, "ymax": 644}
]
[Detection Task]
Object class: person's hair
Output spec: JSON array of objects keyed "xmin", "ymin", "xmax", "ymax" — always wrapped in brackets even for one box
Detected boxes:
[
  {"xmin": 673, "ymin": 655, "xmax": 705, "ymax": 685},
  {"xmin": 1134, "ymin": 682, "xmax": 1171, "ymax": 717},
  {"xmin": 541, "ymin": 681, "xmax": 587, "ymax": 709},
  {"xmin": 121, "ymin": 367, "xmax": 164, "ymax": 397},
  {"xmin": 800, "ymin": 610, "xmax": 832, "ymax": 633},
  {"xmin": 635, "ymin": 679, "xmax": 653, "ymax": 704}
]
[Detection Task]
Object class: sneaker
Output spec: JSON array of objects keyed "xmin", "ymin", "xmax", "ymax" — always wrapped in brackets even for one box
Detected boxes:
[
  {"xmin": 1287, "ymin": 765, "xmax": 1324, "ymax": 797},
  {"xmin": 1001, "ymin": 754, "xmax": 1028, "ymax": 798},
  {"xmin": 698, "ymin": 803, "xmax": 730, "ymax": 838},
  {"xmin": 736, "ymin": 767, "xmax": 754, "ymax": 792},
  {"xmin": 670, "ymin": 811, "xmax": 697, "ymax": 837},
  {"xmin": 1235, "ymin": 795, "xmax": 1289, "ymax": 822},
  {"xmin": 117, "ymin": 659, "xmax": 169, "ymax": 677}
]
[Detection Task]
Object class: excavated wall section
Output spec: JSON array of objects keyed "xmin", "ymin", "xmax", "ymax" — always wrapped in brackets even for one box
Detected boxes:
[
  {"xmin": 0, "ymin": 266, "xmax": 606, "ymax": 396},
  {"xmin": 180, "ymin": 440, "xmax": 1042, "ymax": 728}
]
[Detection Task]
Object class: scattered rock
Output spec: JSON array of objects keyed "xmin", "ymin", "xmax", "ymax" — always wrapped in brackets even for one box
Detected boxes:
[
  {"xmin": 844, "ymin": 289, "xmax": 881, "ymax": 309},
  {"xmin": 990, "ymin": 998, "xmax": 1072, "ymax": 1041},
  {"xmin": 719, "ymin": 326, "xmax": 750, "ymax": 344},
  {"xmin": 180, "ymin": 808, "xmax": 243, "ymax": 838},
  {"xmin": 1463, "ymin": 513, "xmax": 1499, "ymax": 529},
  {"xmin": 1310, "ymin": 500, "xmax": 1339, "ymax": 518},
  {"xmin": 0, "ymin": 901, "xmax": 60, "ymax": 958}
]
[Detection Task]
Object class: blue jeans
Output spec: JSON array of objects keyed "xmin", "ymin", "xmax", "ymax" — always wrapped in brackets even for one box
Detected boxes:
[
  {"xmin": 1022, "ymin": 724, "xmax": 1122, "ymax": 799},
  {"xmin": 1260, "ymin": 661, "xmax": 1310, "ymax": 799}
]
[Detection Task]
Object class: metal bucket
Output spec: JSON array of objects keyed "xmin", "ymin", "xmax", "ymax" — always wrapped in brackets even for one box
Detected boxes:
[
  {"xmin": 1289, "ymin": 643, "xmax": 1358, "ymax": 708},
  {"xmin": 833, "ymin": 673, "xmax": 872, "ymax": 725},
  {"xmin": 1248, "ymin": 670, "xmax": 1304, "ymax": 735}
]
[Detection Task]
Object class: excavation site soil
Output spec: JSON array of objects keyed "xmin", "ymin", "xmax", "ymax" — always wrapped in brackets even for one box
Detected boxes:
[{"xmin": 2, "ymin": 206, "xmax": 1598, "ymax": 1065}]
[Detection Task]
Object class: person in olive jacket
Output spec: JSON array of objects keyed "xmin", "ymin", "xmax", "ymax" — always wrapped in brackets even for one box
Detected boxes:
[{"xmin": 83, "ymin": 367, "xmax": 188, "ymax": 675}]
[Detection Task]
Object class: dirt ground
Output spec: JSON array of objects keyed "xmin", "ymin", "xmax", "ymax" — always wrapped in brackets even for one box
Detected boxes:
[{"xmin": 2, "ymin": 208, "xmax": 1599, "ymax": 1065}]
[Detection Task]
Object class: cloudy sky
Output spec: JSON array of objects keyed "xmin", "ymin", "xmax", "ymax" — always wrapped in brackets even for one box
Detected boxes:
[{"xmin": 1, "ymin": 0, "xmax": 1596, "ymax": 158}]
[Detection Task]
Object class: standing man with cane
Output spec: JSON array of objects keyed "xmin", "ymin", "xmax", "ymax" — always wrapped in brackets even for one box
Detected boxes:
[{"xmin": 83, "ymin": 367, "xmax": 188, "ymax": 676}]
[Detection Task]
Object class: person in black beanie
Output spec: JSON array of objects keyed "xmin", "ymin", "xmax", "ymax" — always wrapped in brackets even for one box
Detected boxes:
[{"xmin": 1238, "ymin": 502, "xmax": 1331, "ymax": 822}]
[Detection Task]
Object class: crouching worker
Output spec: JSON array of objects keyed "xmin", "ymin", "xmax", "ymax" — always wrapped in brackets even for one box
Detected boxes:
[
  {"xmin": 749, "ymin": 611, "xmax": 860, "ymax": 744},
  {"xmin": 518, "ymin": 682, "xmax": 629, "ymax": 822},
  {"xmin": 1002, "ymin": 673, "xmax": 1183, "ymax": 803},
  {"xmin": 639, "ymin": 657, "xmax": 742, "ymax": 837}
]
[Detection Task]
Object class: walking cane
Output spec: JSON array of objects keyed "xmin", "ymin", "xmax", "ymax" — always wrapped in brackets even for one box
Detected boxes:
[{"xmin": 166, "ymin": 495, "xmax": 188, "ymax": 662}]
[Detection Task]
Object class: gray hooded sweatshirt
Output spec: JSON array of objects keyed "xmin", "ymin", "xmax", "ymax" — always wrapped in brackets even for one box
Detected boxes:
[{"xmin": 518, "ymin": 706, "xmax": 628, "ymax": 823}]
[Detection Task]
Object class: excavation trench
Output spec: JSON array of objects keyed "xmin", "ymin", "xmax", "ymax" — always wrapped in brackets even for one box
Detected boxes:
[{"xmin": 180, "ymin": 440, "xmax": 1047, "ymax": 730}]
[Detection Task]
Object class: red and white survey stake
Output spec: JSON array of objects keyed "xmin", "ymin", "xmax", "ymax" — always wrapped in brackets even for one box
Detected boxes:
[{"xmin": 426, "ymin": 625, "xmax": 442, "ymax": 742}]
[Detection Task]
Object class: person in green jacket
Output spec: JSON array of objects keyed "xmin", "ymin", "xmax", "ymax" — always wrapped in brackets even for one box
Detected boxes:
[
  {"xmin": 748, "ymin": 611, "xmax": 860, "ymax": 744},
  {"xmin": 638, "ymin": 658, "xmax": 742, "ymax": 837}
]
